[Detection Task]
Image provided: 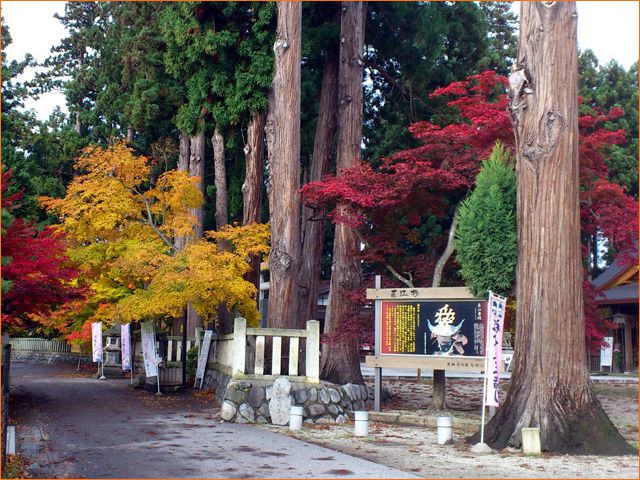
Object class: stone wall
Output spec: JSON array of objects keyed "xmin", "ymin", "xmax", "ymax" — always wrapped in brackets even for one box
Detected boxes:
[
  {"xmin": 203, "ymin": 364, "xmax": 372, "ymax": 425},
  {"xmin": 10, "ymin": 351, "xmax": 90, "ymax": 365}
]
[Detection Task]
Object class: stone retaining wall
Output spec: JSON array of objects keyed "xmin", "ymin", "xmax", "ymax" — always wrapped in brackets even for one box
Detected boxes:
[
  {"xmin": 203, "ymin": 366, "xmax": 372, "ymax": 425},
  {"xmin": 10, "ymin": 351, "xmax": 90, "ymax": 365}
]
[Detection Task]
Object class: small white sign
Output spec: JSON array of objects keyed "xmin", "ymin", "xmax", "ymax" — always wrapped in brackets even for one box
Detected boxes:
[
  {"xmin": 195, "ymin": 330, "xmax": 213, "ymax": 389},
  {"xmin": 600, "ymin": 336, "xmax": 613, "ymax": 368}
]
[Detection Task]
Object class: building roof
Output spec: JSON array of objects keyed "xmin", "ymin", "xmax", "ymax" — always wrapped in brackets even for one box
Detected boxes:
[
  {"xmin": 593, "ymin": 249, "xmax": 639, "ymax": 306},
  {"xmin": 596, "ymin": 282, "xmax": 639, "ymax": 305},
  {"xmin": 592, "ymin": 256, "xmax": 638, "ymax": 290}
]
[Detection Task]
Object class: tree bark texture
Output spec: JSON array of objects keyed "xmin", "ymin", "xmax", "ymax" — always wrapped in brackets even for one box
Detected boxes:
[
  {"xmin": 242, "ymin": 112, "xmax": 266, "ymax": 303},
  {"xmin": 212, "ymin": 127, "xmax": 228, "ymax": 230},
  {"xmin": 320, "ymin": 2, "xmax": 366, "ymax": 386},
  {"xmin": 298, "ymin": 43, "xmax": 340, "ymax": 325},
  {"xmin": 126, "ymin": 126, "xmax": 134, "ymax": 144},
  {"xmin": 187, "ymin": 132, "xmax": 206, "ymax": 336},
  {"xmin": 189, "ymin": 132, "xmax": 206, "ymax": 239},
  {"xmin": 266, "ymin": 2, "xmax": 302, "ymax": 329},
  {"xmin": 477, "ymin": 2, "xmax": 634, "ymax": 455},
  {"xmin": 174, "ymin": 133, "xmax": 191, "ymax": 253}
]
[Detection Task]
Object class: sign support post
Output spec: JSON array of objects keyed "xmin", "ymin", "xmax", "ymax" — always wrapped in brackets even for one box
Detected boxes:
[{"xmin": 373, "ymin": 275, "xmax": 382, "ymax": 412}]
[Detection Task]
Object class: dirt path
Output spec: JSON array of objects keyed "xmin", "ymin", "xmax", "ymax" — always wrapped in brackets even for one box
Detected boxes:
[{"xmin": 267, "ymin": 377, "xmax": 639, "ymax": 478}]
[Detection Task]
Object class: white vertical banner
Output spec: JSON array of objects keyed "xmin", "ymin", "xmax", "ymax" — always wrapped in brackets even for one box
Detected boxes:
[
  {"xmin": 600, "ymin": 336, "xmax": 613, "ymax": 368},
  {"xmin": 141, "ymin": 321, "xmax": 158, "ymax": 378},
  {"xmin": 91, "ymin": 322, "xmax": 103, "ymax": 363},
  {"xmin": 484, "ymin": 292, "xmax": 507, "ymax": 407},
  {"xmin": 121, "ymin": 323, "xmax": 132, "ymax": 371}
]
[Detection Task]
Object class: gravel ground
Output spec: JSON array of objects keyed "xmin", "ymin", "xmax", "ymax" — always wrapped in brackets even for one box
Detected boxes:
[{"xmin": 261, "ymin": 378, "xmax": 639, "ymax": 479}]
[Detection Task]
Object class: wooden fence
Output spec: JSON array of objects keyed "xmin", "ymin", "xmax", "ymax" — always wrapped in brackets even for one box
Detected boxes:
[
  {"xmin": 7, "ymin": 338, "xmax": 71, "ymax": 353},
  {"xmin": 222, "ymin": 318, "xmax": 320, "ymax": 383}
]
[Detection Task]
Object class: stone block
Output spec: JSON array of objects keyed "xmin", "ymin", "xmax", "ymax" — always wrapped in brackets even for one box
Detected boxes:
[
  {"xmin": 268, "ymin": 377, "xmax": 293, "ymax": 425},
  {"xmin": 294, "ymin": 389, "xmax": 308, "ymax": 404},
  {"xmin": 522, "ymin": 428, "xmax": 541, "ymax": 455},
  {"xmin": 225, "ymin": 385, "xmax": 249, "ymax": 405},
  {"xmin": 248, "ymin": 387, "xmax": 265, "ymax": 408},
  {"xmin": 336, "ymin": 414, "xmax": 348, "ymax": 424},
  {"xmin": 319, "ymin": 388, "xmax": 330, "ymax": 404},
  {"xmin": 220, "ymin": 401, "xmax": 237, "ymax": 422},
  {"xmin": 258, "ymin": 403, "xmax": 271, "ymax": 419},
  {"xmin": 327, "ymin": 404, "xmax": 339, "ymax": 416},
  {"xmin": 237, "ymin": 403, "xmax": 256, "ymax": 424},
  {"xmin": 308, "ymin": 404, "xmax": 326, "ymax": 417},
  {"xmin": 328, "ymin": 388, "xmax": 341, "ymax": 403},
  {"xmin": 308, "ymin": 387, "xmax": 318, "ymax": 403}
]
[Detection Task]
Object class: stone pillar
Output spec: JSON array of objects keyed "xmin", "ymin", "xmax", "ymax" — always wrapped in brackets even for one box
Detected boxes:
[
  {"xmin": 305, "ymin": 320, "xmax": 320, "ymax": 383},
  {"xmin": 232, "ymin": 318, "xmax": 247, "ymax": 377}
]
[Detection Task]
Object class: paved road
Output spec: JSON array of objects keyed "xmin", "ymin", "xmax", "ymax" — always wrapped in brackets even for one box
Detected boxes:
[{"xmin": 9, "ymin": 363, "xmax": 417, "ymax": 478}]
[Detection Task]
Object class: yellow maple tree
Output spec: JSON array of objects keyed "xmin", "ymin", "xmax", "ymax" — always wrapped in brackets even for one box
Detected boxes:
[{"xmin": 42, "ymin": 143, "xmax": 269, "ymax": 329}]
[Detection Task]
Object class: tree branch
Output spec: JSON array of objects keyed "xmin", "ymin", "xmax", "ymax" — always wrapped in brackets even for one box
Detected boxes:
[{"xmin": 432, "ymin": 203, "xmax": 461, "ymax": 288}]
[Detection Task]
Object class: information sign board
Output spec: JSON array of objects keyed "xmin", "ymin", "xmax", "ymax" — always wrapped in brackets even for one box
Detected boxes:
[{"xmin": 380, "ymin": 300, "xmax": 486, "ymax": 357}]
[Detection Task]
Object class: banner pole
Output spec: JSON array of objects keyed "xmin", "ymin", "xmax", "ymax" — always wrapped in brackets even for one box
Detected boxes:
[{"xmin": 480, "ymin": 291, "xmax": 493, "ymax": 444}]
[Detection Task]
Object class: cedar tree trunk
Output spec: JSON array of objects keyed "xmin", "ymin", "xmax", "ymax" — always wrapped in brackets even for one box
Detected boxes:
[
  {"xmin": 320, "ymin": 2, "xmax": 366, "ymax": 385},
  {"xmin": 243, "ymin": 112, "xmax": 266, "ymax": 300},
  {"xmin": 187, "ymin": 132, "xmax": 206, "ymax": 336},
  {"xmin": 475, "ymin": 2, "xmax": 635, "ymax": 455},
  {"xmin": 212, "ymin": 126, "xmax": 228, "ymax": 230},
  {"xmin": 212, "ymin": 126, "xmax": 231, "ymax": 332},
  {"xmin": 298, "ymin": 43, "xmax": 339, "ymax": 324},
  {"xmin": 266, "ymin": 2, "xmax": 302, "ymax": 329}
]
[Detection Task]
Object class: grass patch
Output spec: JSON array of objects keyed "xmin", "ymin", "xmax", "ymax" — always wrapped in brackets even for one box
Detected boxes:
[{"xmin": 2, "ymin": 454, "xmax": 30, "ymax": 478}]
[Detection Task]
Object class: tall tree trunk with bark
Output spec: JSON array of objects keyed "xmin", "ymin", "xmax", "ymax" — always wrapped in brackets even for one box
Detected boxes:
[
  {"xmin": 186, "ymin": 132, "xmax": 206, "ymax": 335},
  {"xmin": 476, "ymin": 2, "xmax": 634, "ymax": 454},
  {"xmin": 298, "ymin": 44, "xmax": 340, "ymax": 324},
  {"xmin": 266, "ymin": 2, "xmax": 302, "ymax": 329},
  {"xmin": 243, "ymin": 112, "xmax": 266, "ymax": 299},
  {"xmin": 212, "ymin": 126, "xmax": 231, "ymax": 332},
  {"xmin": 212, "ymin": 127, "xmax": 228, "ymax": 230},
  {"xmin": 320, "ymin": 2, "xmax": 366, "ymax": 385}
]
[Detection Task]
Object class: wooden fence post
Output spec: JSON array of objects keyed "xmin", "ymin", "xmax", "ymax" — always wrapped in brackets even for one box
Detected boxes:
[
  {"xmin": 232, "ymin": 318, "xmax": 247, "ymax": 377},
  {"xmin": 305, "ymin": 320, "xmax": 320, "ymax": 383}
]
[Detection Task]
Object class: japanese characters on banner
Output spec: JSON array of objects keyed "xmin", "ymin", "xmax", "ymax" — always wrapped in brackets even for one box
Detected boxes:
[
  {"xmin": 91, "ymin": 322, "xmax": 103, "ymax": 363},
  {"xmin": 140, "ymin": 321, "xmax": 158, "ymax": 378},
  {"xmin": 484, "ymin": 292, "xmax": 506, "ymax": 407},
  {"xmin": 121, "ymin": 323, "xmax": 131, "ymax": 371}
]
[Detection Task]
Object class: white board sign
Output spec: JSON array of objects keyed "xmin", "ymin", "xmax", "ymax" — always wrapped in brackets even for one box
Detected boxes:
[
  {"xmin": 195, "ymin": 330, "xmax": 213, "ymax": 389},
  {"xmin": 600, "ymin": 336, "xmax": 613, "ymax": 368}
]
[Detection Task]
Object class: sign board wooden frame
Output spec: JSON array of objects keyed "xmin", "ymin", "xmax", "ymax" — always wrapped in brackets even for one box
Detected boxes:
[{"xmin": 366, "ymin": 280, "xmax": 493, "ymax": 412}]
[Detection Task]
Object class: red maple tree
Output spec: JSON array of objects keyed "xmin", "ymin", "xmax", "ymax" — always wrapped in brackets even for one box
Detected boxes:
[
  {"xmin": 302, "ymin": 71, "xmax": 637, "ymax": 349},
  {"xmin": 1, "ymin": 171, "xmax": 82, "ymax": 332}
]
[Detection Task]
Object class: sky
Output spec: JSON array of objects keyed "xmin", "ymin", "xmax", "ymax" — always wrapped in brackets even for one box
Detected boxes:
[{"xmin": 2, "ymin": 1, "xmax": 639, "ymax": 121}]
